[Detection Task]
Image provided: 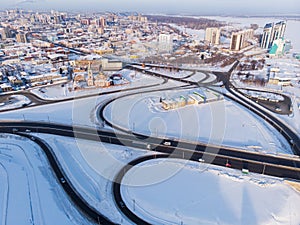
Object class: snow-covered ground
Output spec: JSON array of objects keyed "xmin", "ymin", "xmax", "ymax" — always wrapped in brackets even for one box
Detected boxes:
[
  {"xmin": 34, "ymin": 133, "xmax": 154, "ymax": 225},
  {"xmin": 181, "ymin": 63, "xmax": 234, "ymax": 72},
  {"xmin": 278, "ymin": 94, "xmax": 300, "ymax": 133},
  {"xmin": 184, "ymin": 71, "xmax": 205, "ymax": 82},
  {"xmin": 0, "ymin": 134, "xmax": 92, "ymax": 225},
  {"xmin": 239, "ymin": 89, "xmax": 285, "ymax": 101},
  {"xmin": 200, "ymin": 72, "xmax": 217, "ymax": 84},
  {"xmin": 30, "ymin": 69, "xmax": 165, "ymax": 100},
  {"xmin": 232, "ymin": 55, "xmax": 300, "ymax": 133},
  {"xmin": 0, "ymin": 95, "xmax": 31, "ymax": 111},
  {"xmin": 103, "ymin": 90, "xmax": 292, "ymax": 154},
  {"xmin": 0, "ymin": 77, "xmax": 184, "ymax": 129},
  {"xmin": 121, "ymin": 158, "xmax": 300, "ymax": 225},
  {"xmin": 147, "ymin": 68, "xmax": 193, "ymax": 79},
  {"xmin": 170, "ymin": 23, "xmax": 206, "ymax": 41}
]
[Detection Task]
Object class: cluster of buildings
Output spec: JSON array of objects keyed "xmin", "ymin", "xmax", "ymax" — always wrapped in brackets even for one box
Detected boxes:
[
  {"xmin": 67, "ymin": 58, "xmax": 127, "ymax": 90},
  {"xmin": 261, "ymin": 21, "xmax": 291, "ymax": 56},
  {"xmin": 161, "ymin": 89, "xmax": 223, "ymax": 110},
  {"xmin": 204, "ymin": 20, "xmax": 291, "ymax": 57},
  {"xmin": 260, "ymin": 21, "xmax": 286, "ymax": 49},
  {"xmin": 0, "ymin": 60, "xmax": 71, "ymax": 92},
  {"xmin": 205, "ymin": 27, "xmax": 254, "ymax": 51},
  {"xmin": 4, "ymin": 9, "xmax": 279, "ymax": 71},
  {"xmin": 74, "ymin": 70, "xmax": 127, "ymax": 89},
  {"xmin": 82, "ymin": 63, "xmax": 127, "ymax": 89},
  {"xmin": 0, "ymin": 49, "xmax": 125, "ymax": 92},
  {"xmin": 0, "ymin": 10, "xmax": 183, "ymax": 60},
  {"xmin": 266, "ymin": 66, "xmax": 295, "ymax": 86},
  {"xmin": 260, "ymin": 21, "xmax": 291, "ymax": 57},
  {"xmin": 0, "ymin": 9, "xmax": 297, "ymax": 94}
]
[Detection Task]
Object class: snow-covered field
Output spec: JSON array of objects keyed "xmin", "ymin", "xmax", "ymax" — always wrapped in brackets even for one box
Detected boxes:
[
  {"xmin": 171, "ymin": 23, "xmax": 206, "ymax": 41},
  {"xmin": 34, "ymin": 133, "xmax": 154, "ymax": 225},
  {"xmin": 0, "ymin": 134, "xmax": 92, "ymax": 225},
  {"xmin": 121, "ymin": 158, "xmax": 300, "ymax": 225},
  {"xmin": 0, "ymin": 77, "xmax": 184, "ymax": 129},
  {"xmin": 103, "ymin": 90, "xmax": 292, "ymax": 154}
]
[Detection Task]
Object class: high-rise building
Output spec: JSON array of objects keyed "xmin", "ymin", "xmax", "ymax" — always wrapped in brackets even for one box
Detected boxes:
[
  {"xmin": 242, "ymin": 29, "xmax": 254, "ymax": 41},
  {"xmin": 269, "ymin": 38, "xmax": 286, "ymax": 57},
  {"xmin": 100, "ymin": 17, "xmax": 106, "ymax": 28},
  {"xmin": 261, "ymin": 23, "xmax": 273, "ymax": 49},
  {"xmin": 272, "ymin": 21, "xmax": 286, "ymax": 41},
  {"xmin": 0, "ymin": 27, "xmax": 13, "ymax": 39},
  {"xmin": 158, "ymin": 33, "xmax": 173, "ymax": 53},
  {"xmin": 230, "ymin": 29, "xmax": 253, "ymax": 51},
  {"xmin": 16, "ymin": 32, "xmax": 27, "ymax": 43},
  {"xmin": 54, "ymin": 15, "xmax": 60, "ymax": 24},
  {"xmin": 205, "ymin": 27, "xmax": 220, "ymax": 45},
  {"xmin": 261, "ymin": 21, "xmax": 286, "ymax": 49},
  {"xmin": 0, "ymin": 28, "xmax": 6, "ymax": 40},
  {"xmin": 87, "ymin": 63, "xmax": 94, "ymax": 86},
  {"xmin": 230, "ymin": 32, "xmax": 243, "ymax": 51}
]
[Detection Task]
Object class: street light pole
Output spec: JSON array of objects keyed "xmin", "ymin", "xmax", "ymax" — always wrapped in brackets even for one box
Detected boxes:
[
  {"xmin": 262, "ymin": 163, "xmax": 266, "ymax": 175},
  {"xmin": 133, "ymin": 199, "xmax": 136, "ymax": 211}
]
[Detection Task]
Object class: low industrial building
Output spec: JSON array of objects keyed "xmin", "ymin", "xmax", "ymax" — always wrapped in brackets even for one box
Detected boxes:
[
  {"xmin": 161, "ymin": 89, "xmax": 223, "ymax": 110},
  {"xmin": 268, "ymin": 77, "xmax": 292, "ymax": 86}
]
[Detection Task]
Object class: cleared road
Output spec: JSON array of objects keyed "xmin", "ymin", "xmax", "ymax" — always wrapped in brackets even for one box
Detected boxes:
[{"xmin": 0, "ymin": 121, "xmax": 299, "ymax": 180}]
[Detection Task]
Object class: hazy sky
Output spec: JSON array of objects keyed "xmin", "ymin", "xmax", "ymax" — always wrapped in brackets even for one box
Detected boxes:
[{"xmin": 2, "ymin": 0, "xmax": 300, "ymax": 15}]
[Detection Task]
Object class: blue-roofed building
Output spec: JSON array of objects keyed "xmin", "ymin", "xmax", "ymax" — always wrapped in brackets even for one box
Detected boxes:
[{"xmin": 264, "ymin": 23, "xmax": 273, "ymax": 29}]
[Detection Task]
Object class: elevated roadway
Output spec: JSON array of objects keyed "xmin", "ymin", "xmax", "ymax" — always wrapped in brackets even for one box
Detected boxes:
[{"xmin": 1, "ymin": 121, "xmax": 299, "ymax": 181}]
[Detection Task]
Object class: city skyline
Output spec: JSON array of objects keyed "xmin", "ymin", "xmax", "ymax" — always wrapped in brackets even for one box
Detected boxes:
[{"xmin": 1, "ymin": 0, "xmax": 299, "ymax": 15}]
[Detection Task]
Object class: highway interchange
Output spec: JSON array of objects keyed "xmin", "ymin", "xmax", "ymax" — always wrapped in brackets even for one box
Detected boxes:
[{"xmin": 0, "ymin": 61, "xmax": 299, "ymax": 224}]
